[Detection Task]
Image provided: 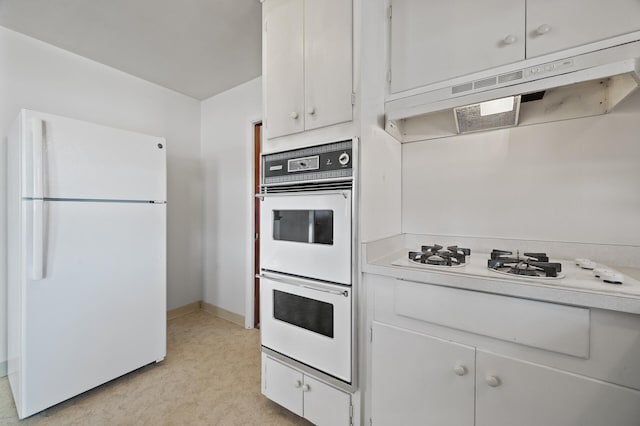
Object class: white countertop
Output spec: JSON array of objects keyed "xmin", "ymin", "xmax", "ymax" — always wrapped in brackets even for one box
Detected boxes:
[{"xmin": 362, "ymin": 235, "xmax": 640, "ymax": 314}]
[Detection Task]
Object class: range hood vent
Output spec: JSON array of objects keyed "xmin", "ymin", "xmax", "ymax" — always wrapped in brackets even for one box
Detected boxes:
[{"xmin": 385, "ymin": 41, "xmax": 640, "ymax": 142}]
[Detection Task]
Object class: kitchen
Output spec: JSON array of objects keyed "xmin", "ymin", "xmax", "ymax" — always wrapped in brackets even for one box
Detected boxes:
[{"xmin": 2, "ymin": 0, "xmax": 640, "ymax": 425}]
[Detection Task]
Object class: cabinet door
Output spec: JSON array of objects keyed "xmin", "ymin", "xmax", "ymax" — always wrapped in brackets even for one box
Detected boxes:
[
  {"xmin": 303, "ymin": 375, "xmax": 351, "ymax": 426},
  {"xmin": 304, "ymin": 0, "xmax": 353, "ymax": 131},
  {"xmin": 476, "ymin": 350, "xmax": 640, "ymax": 426},
  {"xmin": 526, "ymin": 0, "xmax": 640, "ymax": 58},
  {"xmin": 371, "ymin": 322, "xmax": 475, "ymax": 426},
  {"xmin": 390, "ymin": 0, "xmax": 525, "ymax": 93},
  {"xmin": 262, "ymin": 355, "xmax": 304, "ymax": 416},
  {"xmin": 264, "ymin": 0, "xmax": 304, "ymax": 139}
]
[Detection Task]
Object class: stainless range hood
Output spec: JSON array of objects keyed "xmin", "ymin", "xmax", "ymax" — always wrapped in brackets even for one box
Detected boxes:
[{"xmin": 385, "ymin": 40, "xmax": 640, "ymax": 142}]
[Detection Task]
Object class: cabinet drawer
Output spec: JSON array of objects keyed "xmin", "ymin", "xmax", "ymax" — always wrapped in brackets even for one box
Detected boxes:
[{"xmin": 395, "ymin": 281, "xmax": 590, "ymax": 358}]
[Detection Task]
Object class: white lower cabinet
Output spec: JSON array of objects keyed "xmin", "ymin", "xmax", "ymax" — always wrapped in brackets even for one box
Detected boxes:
[
  {"xmin": 476, "ymin": 350, "xmax": 640, "ymax": 426},
  {"xmin": 371, "ymin": 322, "xmax": 640, "ymax": 426},
  {"xmin": 262, "ymin": 354, "xmax": 352, "ymax": 425},
  {"xmin": 372, "ymin": 322, "xmax": 475, "ymax": 426}
]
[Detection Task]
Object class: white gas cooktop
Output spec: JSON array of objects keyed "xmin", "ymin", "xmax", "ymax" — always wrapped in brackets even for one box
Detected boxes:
[{"xmin": 392, "ymin": 250, "xmax": 640, "ymax": 298}]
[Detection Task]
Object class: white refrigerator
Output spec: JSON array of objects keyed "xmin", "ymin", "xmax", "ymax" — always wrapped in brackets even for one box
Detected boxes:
[{"xmin": 7, "ymin": 109, "xmax": 167, "ymax": 419}]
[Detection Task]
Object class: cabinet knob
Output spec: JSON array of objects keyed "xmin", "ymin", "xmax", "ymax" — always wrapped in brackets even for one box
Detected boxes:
[
  {"xmin": 302, "ymin": 383, "xmax": 311, "ymax": 392},
  {"xmin": 502, "ymin": 34, "xmax": 517, "ymax": 45},
  {"xmin": 486, "ymin": 375, "xmax": 501, "ymax": 387},
  {"xmin": 307, "ymin": 107, "xmax": 316, "ymax": 115},
  {"xmin": 294, "ymin": 380, "xmax": 302, "ymax": 389},
  {"xmin": 453, "ymin": 365, "xmax": 468, "ymax": 376},
  {"xmin": 290, "ymin": 111, "xmax": 299, "ymax": 119},
  {"xmin": 536, "ymin": 24, "xmax": 551, "ymax": 35}
]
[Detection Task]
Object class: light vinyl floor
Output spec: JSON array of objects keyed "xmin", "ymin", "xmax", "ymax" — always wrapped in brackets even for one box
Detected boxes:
[{"xmin": 0, "ymin": 310, "xmax": 311, "ymax": 425}]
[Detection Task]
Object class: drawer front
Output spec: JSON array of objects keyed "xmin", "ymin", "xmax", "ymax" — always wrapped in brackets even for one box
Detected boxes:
[{"xmin": 395, "ymin": 281, "xmax": 590, "ymax": 358}]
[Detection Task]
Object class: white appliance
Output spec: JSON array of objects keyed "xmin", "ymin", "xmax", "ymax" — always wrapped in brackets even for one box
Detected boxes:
[
  {"xmin": 258, "ymin": 139, "xmax": 357, "ymax": 390},
  {"xmin": 260, "ymin": 190, "xmax": 352, "ymax": 285},
  {"xmin": 260, "ymin": 272, "xmax": 352, "ymax": 382},
  {"xmin": 385, "ymin": 39, "xmax": 640, "ymax": 141},
  {"xmin": 7, "ymin": 109, "xmax": 167, "ymax": 419}
]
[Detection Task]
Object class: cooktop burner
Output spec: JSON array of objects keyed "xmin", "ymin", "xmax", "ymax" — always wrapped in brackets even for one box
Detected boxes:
[
  {"xmin": 408, "ymin": 244, "xmax": 470, "ymax": 267},
  {"xmin": 488, "ymin": 249, "xmax": 564, "ymax": 279}
]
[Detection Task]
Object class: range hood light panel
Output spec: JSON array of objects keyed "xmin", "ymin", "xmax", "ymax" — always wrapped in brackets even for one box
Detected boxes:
[
  {"xmin": 454, "ymin": 95, "xmax": 521, "ymax": 134},
  {"xmin": 480, "ymin": 96, "xmax": 515, "ymax": 116}
]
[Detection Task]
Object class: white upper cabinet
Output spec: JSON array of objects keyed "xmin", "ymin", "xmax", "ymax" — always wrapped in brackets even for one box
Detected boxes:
[
  {"xmin": 526, "ymin": 0, "xmax": 640, "ymax": 58},
  {"xmin": 390, "ymin": 0, "xmax": 525, "ymax": 93},
  {"xmin": 389, "ymin": 0, "xmax": 640, "ymax": 95},
  {"xmin": 264, "ymin": 0, "xmax": 305, "ymax": 138},
  {"xmin": 304, "ymin": 0, "xmax": 353, "ymax": 132},
  {"xmin": 264, "ymin": 0, "xmax": 353, "ymax": 139}
]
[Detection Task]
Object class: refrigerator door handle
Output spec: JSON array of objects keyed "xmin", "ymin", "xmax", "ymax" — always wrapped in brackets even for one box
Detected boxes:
[
  {"xmin": 31, "ymin": 118, "xmax": 45, "ymax": 198},
  {"xmin": 32, "ymin": 200, "xmax": 45, "ymax": 280}
]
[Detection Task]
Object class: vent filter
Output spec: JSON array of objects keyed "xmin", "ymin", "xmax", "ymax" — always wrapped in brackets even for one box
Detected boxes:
[{"xmin": 453, "ymin": 96, "xmax": 521, "ymax": 134}]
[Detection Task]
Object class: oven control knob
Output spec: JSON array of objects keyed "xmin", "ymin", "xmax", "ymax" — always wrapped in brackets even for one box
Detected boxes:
[{"xmin": 338, "ymin": 152, "xmax": 350, "ymax": 166}]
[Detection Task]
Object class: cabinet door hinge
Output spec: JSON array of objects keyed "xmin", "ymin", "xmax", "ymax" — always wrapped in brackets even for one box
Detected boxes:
[
  {"xmin": 370, "ymin": 418, "xmax": 373, "ymax": 426},
  {"xmin": 349, "ymin": 405, "xmax": 354, "ymax": 425},
  {"xmin": 388, "ymin": 5, "xmax": 392, "ymax": 19},
  {"xmin": 351, "ymin": 92, "xmax": 356, "ymax": 106},
  {"xmin": 264, "ymin": 20, "xmax": 267, "ymax": 32},
  {"xmin": 369, "ymin": 327, "xmax": 373, "ymax": 343},
  {"xmin": 387, "ymin": 70, "xmax": 391, "ymax": 83}
]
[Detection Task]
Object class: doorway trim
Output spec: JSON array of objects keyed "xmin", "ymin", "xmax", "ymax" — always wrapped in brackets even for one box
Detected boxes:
[{"xmin": 245, "ymin": 116, "xmax": 262, "ymax": 329}]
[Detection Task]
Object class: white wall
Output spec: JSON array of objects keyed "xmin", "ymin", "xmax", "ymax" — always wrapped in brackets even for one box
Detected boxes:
[
  {"xmin": 200, "ymin": 77, "xmax": 262, "ymax": 322},
  {"xmin": 402, "ymin": 91, "xmax": 640, "ymax": 246},
  {"xmin": 358, "ymin": 0, "xmax": 402, "ymax": 243},
  {"xmin": 0, "ymin": 26, "xmax": 204, "ymax": 367}
]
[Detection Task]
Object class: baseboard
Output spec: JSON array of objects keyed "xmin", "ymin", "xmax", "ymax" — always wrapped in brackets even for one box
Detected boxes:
[
  {"xmin": 0, "ymin": 360, "xmax": 6, "ymax": 377},
  {"xmin": 201, "ymin": 302, "xmax": 245, "ymax": 327},
  {"xmin": 167, "ymin": 301, "xmax": 202, "ymax": 320}
]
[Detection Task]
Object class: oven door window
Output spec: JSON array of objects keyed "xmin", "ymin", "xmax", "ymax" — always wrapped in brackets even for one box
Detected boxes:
[
  {"xmin": 273, "ymin": 290, "xmax": 334, "ymax": 338},
  {"xmin": 272, "ymin": 210, "xmax": 333, "ymax": 245}
]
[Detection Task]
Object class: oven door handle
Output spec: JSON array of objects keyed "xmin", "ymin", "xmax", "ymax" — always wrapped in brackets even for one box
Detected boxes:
[
  {"xmin": 255, "ymin": 190, "xmax": 349, "ymax": 200},
  {"xmin": 256, "ymin": 273, "xmax": 350, "ymax": 297}
]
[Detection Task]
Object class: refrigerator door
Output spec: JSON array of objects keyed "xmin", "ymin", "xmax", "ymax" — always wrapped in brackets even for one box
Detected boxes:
[
  {"xmin": 19, "ymin": 200, "xmax": 166, "ymax": 418},
  {"xmin": 20, "ymin": 109, "xmax": 166, "ymax": 201}
]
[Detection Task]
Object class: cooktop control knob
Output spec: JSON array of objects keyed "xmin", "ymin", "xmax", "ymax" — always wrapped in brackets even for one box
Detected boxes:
[{"xmin": 338, "ymin": 152, "xmax": 350, "ymax": 166}]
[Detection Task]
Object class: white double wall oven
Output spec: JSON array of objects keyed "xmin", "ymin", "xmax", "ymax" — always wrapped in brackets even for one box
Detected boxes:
[{"xmin": 258, "ymin": 139, "xmax": 356, "ymax": 389}]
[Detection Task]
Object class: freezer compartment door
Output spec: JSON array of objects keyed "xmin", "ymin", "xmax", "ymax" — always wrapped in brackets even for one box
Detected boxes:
[
  {"xmin": 20, "ymin": 200, "xmax": 166, "ymax": 418},
  {"xmin": 19, "ymin": 109, "xmax": 166, "ymax": 201}
]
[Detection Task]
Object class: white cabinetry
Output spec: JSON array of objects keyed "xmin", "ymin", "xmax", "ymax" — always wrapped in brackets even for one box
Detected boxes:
[
  {"xmin": 367, "ymin": 273, "xmax": 640, "ymax": 426},
  {"xmin": 262, "ymin": 354, "xmax": 352, "ymax": 425},
  {"xmin": 389, "ymin": 0, "xmax": 640, "ymax": 93},
  {"xmin": 264, "ymin": 0, "xmax": 304, "ymax": 138},
  {"xmin": 476, "ymin": 351, "xmax": 640, "ymax": 426},
  {"xmin": 526, "ymin": 0, "xmax": 640, "ymax": 58},
  {"xmin": 372, "ymin": 322, "xmax": 475, "ymax": 426},
  {"xmin": 263, "ymin": 0, "xmax": 353, "ymax": 139},
  {"xmin": 390, "ymin": 0, "xmax": 525, "ymax": 93}
]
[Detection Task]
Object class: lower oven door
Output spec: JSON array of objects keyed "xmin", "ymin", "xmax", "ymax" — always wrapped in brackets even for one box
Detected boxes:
[{"xmin": 260, "ymin": 273, "xmax": 352, "ymax": 383}]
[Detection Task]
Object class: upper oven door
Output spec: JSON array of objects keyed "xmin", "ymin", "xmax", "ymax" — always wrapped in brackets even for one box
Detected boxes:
[{"xmin": 260, "ymin": 190, "xmax": 352, "ymax": 285}]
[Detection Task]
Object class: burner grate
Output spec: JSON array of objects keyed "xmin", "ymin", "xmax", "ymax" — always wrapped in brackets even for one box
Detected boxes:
[
  {"xmin": 408, "ymin": 244, "xmax": 470, "ymax": 267},
  {"xmin": 488, "ymin": 249, "xmax": 562, "ymax": 278}
]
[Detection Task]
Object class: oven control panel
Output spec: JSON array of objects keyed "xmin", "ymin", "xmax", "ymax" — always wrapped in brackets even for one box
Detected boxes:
[{"xmin": 263, "ymin": 140, "xmax": 353, "ymax": 185}]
